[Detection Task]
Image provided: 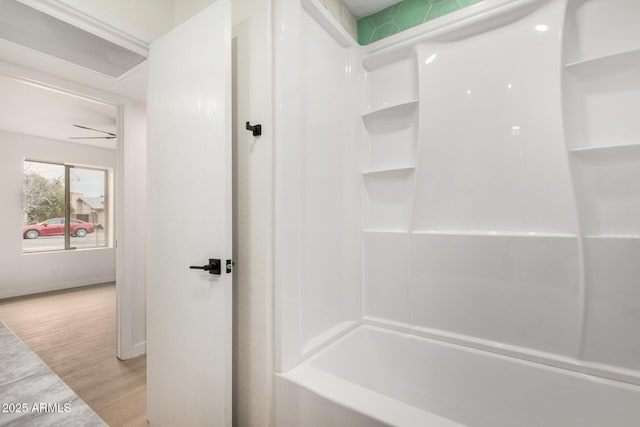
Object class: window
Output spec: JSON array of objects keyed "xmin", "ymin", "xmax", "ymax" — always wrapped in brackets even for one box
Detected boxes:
[{"xmin": 22, "ymin": 160, "xmax": 109, "ymax": 253}]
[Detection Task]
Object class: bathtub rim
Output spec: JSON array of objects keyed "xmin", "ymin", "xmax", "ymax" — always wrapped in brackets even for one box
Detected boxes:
[
  {"xmin": 276, "ymin": 361, "xmax": 463, "ymax": 427},
  {"xmin": 364, "ymin": 317, "xmax": 640, "ymax": 387},
  {"xmin": 278, "ymin": 323, "xmax": 640, "ymax": 427},
  {"xmin": 279, "ymin": 319, "xmax": 640, "ymax": 388}
]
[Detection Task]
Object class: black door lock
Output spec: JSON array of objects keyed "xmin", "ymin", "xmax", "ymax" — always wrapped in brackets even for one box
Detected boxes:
[
  {"xmin": 189, "ymin": 259, "xmax": 221, "ymax": 275},
  {"xmin": 226, "ymin": 259, "xmax": 235, "ymax": 273}
]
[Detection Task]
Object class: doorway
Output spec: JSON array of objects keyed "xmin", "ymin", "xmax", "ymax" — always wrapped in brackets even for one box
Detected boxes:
[{"xmin": 0, "ymin": 73, "xmax": 118, "ymax": 298}]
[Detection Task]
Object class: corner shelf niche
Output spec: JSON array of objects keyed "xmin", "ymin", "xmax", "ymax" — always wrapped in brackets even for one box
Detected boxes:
[
  {"xmin": 362, "ymin": 166, "xmax": 415, "ymax": 232},
  {"xmin": 565, "ymin": 47, "xmax": 640, "ymax": 77},
  {"xmin": 570, "ymin": 143, "xmax": 640, "ymax": 163},
  {"xmin": 563, "ymin": 53, "xmax": 640, "ymax": 151},
  {"xmin": 363, "ymin": 55, "xmax": 417, "ymax": 113},
  {"xmin": 362, "ymin": 165, "xmax": 416, "ymax": 177},
  {"xmin": 361, "ymin": 99, "xmax": 418, "ymax": 121},
  {"xmin": 562, "ymin": 1, "xmax": 640, "ymax": 237},
  {"xmin": 361, "ymin": 99, "xmax": 419, "ymax": 173},
  {"xmin": 563, "ymin": 0, "xmax": 640, "ymax": 152},
  {"xmin": 570, "ymin": 144, "xmax": 640, "ymax": 236},
  {"xmin": 361, "ymin": 53, "xmax": 419, "ymax": 233},
  {"xmin": 573, "ymin": 159, "xmax": 640, "ymax": 236},
  {"xmin": 584, "ymin": 234, "xmax": 640, "ymax": 240},
  {"xmin": 563, "ymin": 0, "xmax": 640, "ymax": 66}
]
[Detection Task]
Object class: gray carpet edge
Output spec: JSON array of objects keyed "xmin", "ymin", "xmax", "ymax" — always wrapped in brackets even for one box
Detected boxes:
[{"xmin": 0, "ymin": 320, "xmax": 107, "ymax": 427}]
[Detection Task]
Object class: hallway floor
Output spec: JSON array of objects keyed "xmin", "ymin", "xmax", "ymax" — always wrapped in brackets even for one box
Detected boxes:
[{"xmin": 0, "ymin": 283, "xmax": 146, "ymax": 426}]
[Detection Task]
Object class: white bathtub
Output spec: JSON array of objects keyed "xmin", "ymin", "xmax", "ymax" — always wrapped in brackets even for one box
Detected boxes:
[{"xmin": 276, "ymin": 325, "xmax": 640, "ymax": 426}]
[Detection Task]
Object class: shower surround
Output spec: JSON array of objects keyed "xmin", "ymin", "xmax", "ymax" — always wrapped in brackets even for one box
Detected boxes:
[{"xmin": 274, "ymin": 0, "xmax": 640, "ymax": 425}]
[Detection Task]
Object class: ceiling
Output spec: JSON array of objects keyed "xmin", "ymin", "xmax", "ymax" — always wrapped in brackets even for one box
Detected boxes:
[
  {"xmin": 343, "ymin": 0, "xmax": 400, "ymax": 18},
  {"xmin": 0, "ymin": 0, "xmax": 147, "ymax": 78},
  {"xmin": 0, "ymin": 0, "xmax": 151, "ymax": 150},
  {"xmin": 0, "ymin": 73, "xmax": 118, "ymax": 149}
]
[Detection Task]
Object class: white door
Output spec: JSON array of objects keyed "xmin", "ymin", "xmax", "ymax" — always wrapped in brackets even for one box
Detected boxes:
[{"xmin": 146, "ymin": 1, "xmax": 232, "ymax": 426}]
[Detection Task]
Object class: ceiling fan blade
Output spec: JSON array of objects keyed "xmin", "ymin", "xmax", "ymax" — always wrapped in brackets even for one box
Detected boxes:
[
  {"xmin": 73, "ymin": 123, "xmax": 116, "ymax": 137},
  {"xmin": 69, "ymin": 136, "xmax": 116, "ymax": 140}
]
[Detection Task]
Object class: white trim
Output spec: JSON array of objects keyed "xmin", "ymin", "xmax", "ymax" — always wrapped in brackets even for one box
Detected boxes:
[
  {"xmin": 0, "ymin": 276, "xmax": 116, "ymax": 300},
  {"xmin": 115, "ymin": 58, "xmax": 148, "ymax": 83},
  {"xmin": 114, "ymin": 99, "xmax": 147, "ymax": 360},
  {"xmin": 301, "ymin": 0, "xmax": 357, "ymax": 48},
  {"xmin": 276, "ymin": 320, "xmax": 362, "ymax": 374},
  {"xmin": 115, "ymin": 102, "xmax": 129, "ymax": 360},
  {"xmin": 0, "ymin": 59, "xmax": 130, "ymax": 106},
  {"xmin": 15, "ymin": 0, "xmax": 151, "ymax": 57},
  {"xmin": 129, "ymin": 341, "xmax": 147, "ymax": 359}
]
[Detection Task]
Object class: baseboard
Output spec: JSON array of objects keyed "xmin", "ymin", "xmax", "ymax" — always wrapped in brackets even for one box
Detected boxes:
[
  {"xmin": 0, "ymin": 275, "xmax": 116, "ymax": 300},
  {"xmin": 131, "ymin": 341, "xmax": 146, "ymax": 358},
  {"xmin": 118, "ymin": 340, "xmax": 146, "ymax": 360}
]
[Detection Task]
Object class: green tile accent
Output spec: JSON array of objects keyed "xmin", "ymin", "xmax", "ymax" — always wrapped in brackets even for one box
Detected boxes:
[
  {"xmin": 457, "ymin": 0, "xmax": 483, "ymax": 6},
  {"xmin": 368, "ymin": 4, "xmax": 400, "ymax": 27},
  {"xmin": 357, "ymin": 0, "xmax": 483, "ymax": 45},
  {"xmin": 358, "ymin": 17, "xmax": 376, "ymax": 44},
  {"xmin": 425, "ymin": 0, "xmax": 460, "ymax": 22},
  {"xmin": 396, "ymin": 0, "xmax": 430, "ymax": 31},
  {"xmin": 371, "ymin": 22, "xmax": 400, "ymax": 43}
]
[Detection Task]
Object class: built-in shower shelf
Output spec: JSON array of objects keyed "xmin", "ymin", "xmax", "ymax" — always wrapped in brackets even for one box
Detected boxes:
[
  {"xmin": 584, "ymin": 234, "xmax": 640, "ymax": 240},
  {"xmin": 411, "ymin": 230, "xmax": 577, "ymax": 238},
  {"xmin": 362, "ymin": 165, "xmax": 416, "ymax": 176},
  {"xmin": 565, "ymin": 47, "xmax": 640, "ymax": 76},
  {"xmin": 362, "ymin": 99, "xmax": 418, "ymax": 121},
  {"xmin": 363, "ymin": 229, "xmax": 409, "ymax": 234},
  {"xmin": 570, "ymin": 143, "xmax": 640, "ymax": 163}
]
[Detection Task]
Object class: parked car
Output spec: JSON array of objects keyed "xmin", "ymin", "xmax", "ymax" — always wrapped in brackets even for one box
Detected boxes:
[{"xmin": 23, "ymin": 218, "xmax": 95, "ymax": 239}]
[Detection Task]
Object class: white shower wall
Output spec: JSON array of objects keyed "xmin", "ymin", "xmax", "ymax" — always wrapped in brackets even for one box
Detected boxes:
[
  {"xmin": 276, "ymin": 0, "xmax": 640, "ymax": 386},
  {"xmin": 274, "ymin": 0, "xmax": 362, "ymax": 371},
  {"xmin": 364, "ymin": 0, "xmax": 583, "ymax": 358}
]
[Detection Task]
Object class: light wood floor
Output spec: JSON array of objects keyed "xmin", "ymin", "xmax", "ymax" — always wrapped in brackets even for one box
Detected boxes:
[{"xmin": 0, "ymin": 283, "xmax": 147, "ymax": 427}]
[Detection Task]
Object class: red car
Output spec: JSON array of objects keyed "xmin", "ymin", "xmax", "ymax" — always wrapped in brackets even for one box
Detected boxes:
[{"xmin": 23, "ymin": 218, "xmax": 95, "ymax": 239}]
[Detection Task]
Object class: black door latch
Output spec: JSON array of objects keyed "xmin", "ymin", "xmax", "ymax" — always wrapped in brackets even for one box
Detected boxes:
[{"xmin": 189, "ymin": 259, "xmax": 221, "ymax": 275}]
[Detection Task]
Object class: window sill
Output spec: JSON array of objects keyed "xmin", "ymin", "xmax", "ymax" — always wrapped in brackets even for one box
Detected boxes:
[{"xmin": 22, "ymin": 246, "xmax": 113, "ymax": 255}]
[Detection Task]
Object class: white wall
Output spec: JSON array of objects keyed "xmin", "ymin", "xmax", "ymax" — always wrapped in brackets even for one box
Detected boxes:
[
  {"xmin": 231, "ymin": 0, "xmax": 274, "ymax": 425},
  {"xmin": 58, "ymin": 0, "xmax": 175, "ymax": 40},
  {"xmin": 56, "ymin": 0, "xmax": 222, "ymax": 42},
  {"xmin": 60, "ymin": 0, "xmax": 233, "ymax": 41},
  {"xmin": 174, "ymin": 0, "xmax": 217, "ymax": 28},
  {"xmin": 0, "ymin": 131, "xmax": 116, "ymax": 298}
]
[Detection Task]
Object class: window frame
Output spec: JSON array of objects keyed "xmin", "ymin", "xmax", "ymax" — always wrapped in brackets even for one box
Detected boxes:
[{"xmin": 23, "ymin": 159, "xmax": 110, "ymax": 253}]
